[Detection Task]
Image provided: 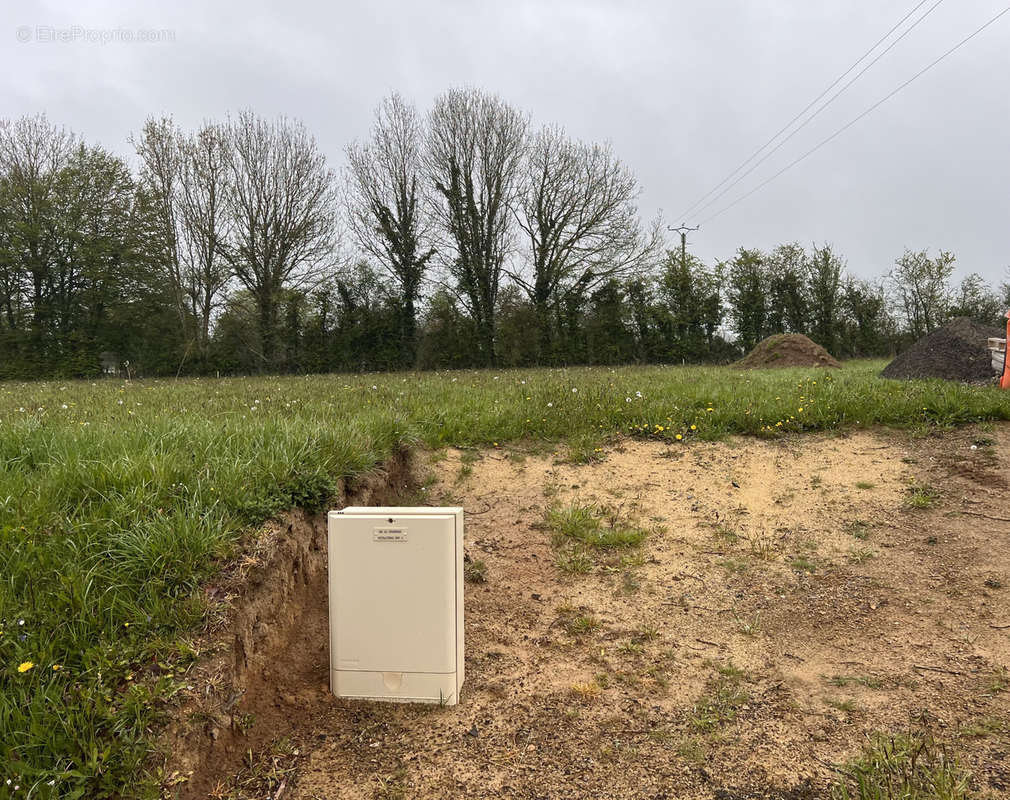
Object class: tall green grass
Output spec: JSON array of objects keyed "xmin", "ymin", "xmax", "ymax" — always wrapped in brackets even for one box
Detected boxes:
[
  {"xmin": 832, "ymin": 730, "xmax": 972, "ymax": 800},
  {"xmin": 1, "ymin": 362, "xmax": 1008, "ymax": 796}
]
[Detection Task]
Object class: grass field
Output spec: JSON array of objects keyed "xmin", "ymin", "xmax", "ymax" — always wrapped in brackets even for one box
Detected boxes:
[{"xmin": 2, "ymin": 360, "xmax": 1010, "ymax": 797}]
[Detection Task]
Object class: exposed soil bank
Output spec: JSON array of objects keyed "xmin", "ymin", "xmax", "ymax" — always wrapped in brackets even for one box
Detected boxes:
[{"xmin": 159, "ymin": 448, "xmax": 416, "ymax": 799}]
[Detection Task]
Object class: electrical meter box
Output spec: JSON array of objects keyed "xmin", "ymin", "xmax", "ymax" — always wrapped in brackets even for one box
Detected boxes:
[{"xmin": 328, "ymin": 506, "xmax": 464, "ymax": 705}]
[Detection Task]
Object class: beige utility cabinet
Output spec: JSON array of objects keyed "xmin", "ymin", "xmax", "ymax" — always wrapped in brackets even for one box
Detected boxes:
[{"xmin": 328, "ymin": 507, "xmax": 464, "ymax": 704}]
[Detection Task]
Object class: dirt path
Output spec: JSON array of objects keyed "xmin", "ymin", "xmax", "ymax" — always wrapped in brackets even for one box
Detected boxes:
[{"xmin": 185, "ymin": 427, "xmax": 1010, "ymax": 799}]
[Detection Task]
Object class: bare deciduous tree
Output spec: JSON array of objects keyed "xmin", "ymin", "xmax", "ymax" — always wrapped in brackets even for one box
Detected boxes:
[
  {"xmin": 133, "ymin": 118, "xmax": 231, "ymax": 364},
  {"xmin": 345, "ymin": 93, "xmax": 434, "ymax": 365},
  {"xmin": 177, "ymin": 124, "xmax": 232, "ymax": 356},
  {"xmin": 425, "ymin": 88, "xmax": 527, "ymax": 365},
  {"xmin": 220, "ymin": 110, "xmax": 339, "ymax": 369},
  {"xmin": 513, "ymin": 126, "xmax": 660, "ymax": 358},
  {"xmin": 133, "ymin": 118, "xmax": 188, "ymax": 334}
]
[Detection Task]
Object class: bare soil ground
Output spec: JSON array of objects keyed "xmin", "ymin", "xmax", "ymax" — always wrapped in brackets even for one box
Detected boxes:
[{"xmin": 169, "ymin": 427, "xmax": 1010, "ymax": 799}]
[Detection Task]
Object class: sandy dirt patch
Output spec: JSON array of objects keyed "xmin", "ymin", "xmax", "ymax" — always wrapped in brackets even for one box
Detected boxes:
[{"xmin": 174, "ymin": 428, "xmax": 1010, "ymax": 799}]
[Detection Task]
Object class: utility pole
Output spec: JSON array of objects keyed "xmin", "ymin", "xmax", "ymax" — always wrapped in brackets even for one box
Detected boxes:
[{"xmin": 668, "ymin": 223, "xmax": 700, "ymax": 271}]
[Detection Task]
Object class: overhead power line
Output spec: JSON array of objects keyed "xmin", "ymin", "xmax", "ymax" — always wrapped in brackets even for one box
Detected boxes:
[
  {"xmin": 676, "ymin": 0, "xmax": 936, "ymax": 221},
  {"xmin": 699, "ymin": 6, "xmax": 1010, "ymax": 226},
  {"xmin": 684, "ymin": 0, "xmax": 946, "ymax": 222}
]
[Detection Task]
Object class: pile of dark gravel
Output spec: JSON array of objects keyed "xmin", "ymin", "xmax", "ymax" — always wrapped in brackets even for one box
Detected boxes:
[{"xmin": 880, "ymin": 316, "xmax": 1004, "ymax": 383}]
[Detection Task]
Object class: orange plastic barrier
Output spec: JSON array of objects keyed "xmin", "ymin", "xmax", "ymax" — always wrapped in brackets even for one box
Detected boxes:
[{"xmin": 1002, "ymin": 311, "xmax": 1010, "ymax": 390}]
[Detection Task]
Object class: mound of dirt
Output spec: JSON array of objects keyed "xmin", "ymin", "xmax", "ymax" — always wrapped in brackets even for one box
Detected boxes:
[
  {"xmin": 880, "ymin": 316, "xmax": 1004, "ymax": 383},
  {"xmin": 735, "ymin": 333, "xmax": 841, "ymax": 369}
]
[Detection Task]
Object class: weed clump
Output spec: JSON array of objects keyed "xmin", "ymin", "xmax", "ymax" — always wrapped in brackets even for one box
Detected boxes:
[
  {"xmin": 906, "ymin": 482, "xmax": 941, "ymax": 509},
  {"xmin": 831, "ymin": 730, "xmax": 972, "ymax": 800},
  {"xmin": 546, "ymin": 501, "xmax": 653, "ymax": 574},
  {"xmin": 690, "ymin": 663, "xmax": 750, "ymax": 731},
  {"xmin": 464, "ymin": 558, "xmax": 487, "ymax": 584},
  {"xmin": 546, "ymin": 502, "xmax": 648, "ymax": 549}
]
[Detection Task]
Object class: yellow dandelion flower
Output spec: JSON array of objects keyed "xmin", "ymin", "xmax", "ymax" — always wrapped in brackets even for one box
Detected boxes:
[
  {"xmin": 675, "ymin": 434, "xmax": 683, "ymax": 441},
  {"xmin": 52, "ymin": 664, "xmax": 62, "ymax": 671},
  {"xmin": 798, "ymin": 407, "xmax": 804, "ymax": 412},
  {"xmin": 690, "ymin": 424, "xmax": 697, "ymax": 431},
  {"xmin": 18, "ymin": 661, "xmax": 34, "ymax": 673}
]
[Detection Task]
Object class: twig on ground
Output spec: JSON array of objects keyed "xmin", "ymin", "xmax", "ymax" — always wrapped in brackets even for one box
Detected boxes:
[
  {"xmin": 912, "ymin": 664, "xmax": 963, "ymax": 676},
  {"xmin": 691, "ymin": 606, "xmax": 733, "ymax": 614},
  {"xmin": 812, "ymin": 755, "xmax": 848, "ymax": 774},
  {"xmin": 990, "ymin": 623, "xmax": 1010, "ymax": 630},
  {"xmin": 959, "ymin": 510, "xmax": 1010, "ymax": 522}
]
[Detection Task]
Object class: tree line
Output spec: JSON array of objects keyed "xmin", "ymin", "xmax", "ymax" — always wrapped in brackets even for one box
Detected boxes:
[{"xmin": 0, "ymin": 89, "xmax": 1007, "ymax": 378}]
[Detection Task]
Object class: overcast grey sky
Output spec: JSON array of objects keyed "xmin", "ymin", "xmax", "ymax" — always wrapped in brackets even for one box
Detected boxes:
[{"xmin": 4, "ymin": 0, "xmax": 1009, "ymax": 285}]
